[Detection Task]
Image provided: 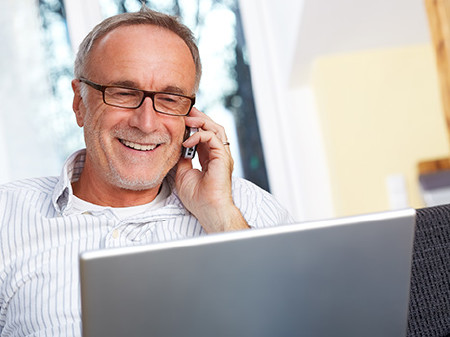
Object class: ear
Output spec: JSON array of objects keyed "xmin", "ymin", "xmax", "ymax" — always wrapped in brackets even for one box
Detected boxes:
[{"xmin": 71, "ymin": 79, "xmax": 86, "ymax": 127}]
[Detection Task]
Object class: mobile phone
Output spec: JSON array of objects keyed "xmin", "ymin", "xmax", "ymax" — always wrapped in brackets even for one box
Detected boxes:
[{"xmin": 182, "ymin": 127, "xmax": 198, "ymax": 159}]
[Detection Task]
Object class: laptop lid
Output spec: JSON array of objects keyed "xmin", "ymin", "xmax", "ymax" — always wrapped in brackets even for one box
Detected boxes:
[{"xmin": 80, "ymin": 208, "xmax": 416, "ymax": 337}]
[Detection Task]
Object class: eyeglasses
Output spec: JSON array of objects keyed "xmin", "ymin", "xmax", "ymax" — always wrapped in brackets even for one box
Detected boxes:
[{"xmin": 79, "ymin": 78, "xmax": 196, "ymax": 116}]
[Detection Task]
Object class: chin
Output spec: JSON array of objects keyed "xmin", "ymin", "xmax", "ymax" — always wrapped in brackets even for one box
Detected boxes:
[
  {"xmin": 106, "ymin": 167, "xmax": 165, "ymax": 192},
  {"xmin": 104, "ymin": 148, "xmax": 180, "ymax": 191},
  {"xmin": 117, "ymin": 179, "xmax": 161, "ymax": 191}
]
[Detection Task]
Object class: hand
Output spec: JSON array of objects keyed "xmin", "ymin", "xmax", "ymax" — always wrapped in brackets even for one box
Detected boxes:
[{"xmin": 175, "ymin": 108, "xmax": 249, "ymax": 233}]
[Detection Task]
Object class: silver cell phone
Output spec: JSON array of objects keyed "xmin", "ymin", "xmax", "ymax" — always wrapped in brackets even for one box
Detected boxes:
[{"xmin": 182, "ymin": 127, "xmax": 198, "ymax": 159}]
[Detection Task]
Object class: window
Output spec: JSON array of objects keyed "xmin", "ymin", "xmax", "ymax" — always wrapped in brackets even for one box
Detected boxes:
[{"xmin": 38, "ymin": 0, "xmax": 84, "ymax": 158}]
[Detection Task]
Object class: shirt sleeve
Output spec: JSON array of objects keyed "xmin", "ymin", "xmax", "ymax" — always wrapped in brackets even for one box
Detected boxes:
[{"xmin": 231, "ymin": 177, "xmax": 295, "ymax": 229}]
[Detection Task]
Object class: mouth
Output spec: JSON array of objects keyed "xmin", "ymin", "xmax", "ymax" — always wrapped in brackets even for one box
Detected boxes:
[{"xmin": 119, "ymin": 139, "xmax": 159, "ymax": 151}]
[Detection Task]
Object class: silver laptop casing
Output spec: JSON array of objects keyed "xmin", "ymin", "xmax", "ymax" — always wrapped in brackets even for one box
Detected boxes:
[{"xmin": 80, "ymin": 208, "xmax": 415, "ymax": 337}]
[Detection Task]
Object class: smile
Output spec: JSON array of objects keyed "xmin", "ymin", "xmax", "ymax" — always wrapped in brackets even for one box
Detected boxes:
[{"xmin": 119, "ymin": 139, "xmax": 158, "ymax": 151}]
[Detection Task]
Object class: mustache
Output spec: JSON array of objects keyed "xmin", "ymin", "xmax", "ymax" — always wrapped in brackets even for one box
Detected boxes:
[{"xmin": 111, "ymin": 127, "xmax": 171, "ymax": 144}]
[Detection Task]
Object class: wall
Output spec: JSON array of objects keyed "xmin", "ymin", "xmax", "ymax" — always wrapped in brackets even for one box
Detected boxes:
[
  {"xmin": 311, "ymin": 44, "xmax": 449, "ymax": 216},
  {"xmin": 239, "ymin": 0, "xmax": 438, "ymax": 221}
]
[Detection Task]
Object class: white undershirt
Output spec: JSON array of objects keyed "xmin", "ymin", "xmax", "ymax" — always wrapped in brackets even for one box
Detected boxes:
[{"xmin": 71, "ymin": 181, "xmax": 170, "ymax": 220}]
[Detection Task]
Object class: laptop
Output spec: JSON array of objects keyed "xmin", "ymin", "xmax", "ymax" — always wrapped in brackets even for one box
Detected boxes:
[{"xmin": 80, "ymin": 208, "xmax": 416, "ymax": 337}]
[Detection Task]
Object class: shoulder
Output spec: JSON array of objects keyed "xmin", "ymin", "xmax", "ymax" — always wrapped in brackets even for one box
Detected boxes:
[
  {"xmin": 0, "ymin": 176, "xmax": 58, "ymax": 193},
  {"xmin": 0, "ymin": 177, "xmax": 59, "ymax": 230},
  {"xmin": 231, "ymin": 177, "xmax": 294, "ymax": 228},
  {"xmin": 231, "ymin": 176, "xmax": 267, "ymax": 193},
  {"xmin": 230, "ymin": 176, "xmax": 277, "ymax": 202},
  {"xmin": 0, "ymin": 176, "xmax": 58, "ymax": 205}
]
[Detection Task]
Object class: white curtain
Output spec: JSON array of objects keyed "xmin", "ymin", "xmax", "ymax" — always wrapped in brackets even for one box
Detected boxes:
[{"xmin": 0, "ymin": 0, "xmax": 60, "ymax": 183}]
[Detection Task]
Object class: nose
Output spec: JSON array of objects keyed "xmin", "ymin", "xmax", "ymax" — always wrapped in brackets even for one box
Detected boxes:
[{"xmin": 128, "ymin": 97, "xmax": 160, "ymax": 133}]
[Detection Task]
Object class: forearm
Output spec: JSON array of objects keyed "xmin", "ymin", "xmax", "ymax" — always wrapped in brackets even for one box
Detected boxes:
[{"xmin": 196, "ymin": 203, "xmax": 250, "ymax": 233}]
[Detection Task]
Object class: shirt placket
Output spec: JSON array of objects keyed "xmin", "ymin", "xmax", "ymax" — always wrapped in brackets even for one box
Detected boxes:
[{"xmin": 103, "ymin": 205, "xmax": 187, "ymax": 247}]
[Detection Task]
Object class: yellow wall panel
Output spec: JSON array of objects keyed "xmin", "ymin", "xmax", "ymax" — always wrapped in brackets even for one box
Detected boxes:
[{"xmin": 311, "ymin": 44, "xmax": 449, "ymax": 216}]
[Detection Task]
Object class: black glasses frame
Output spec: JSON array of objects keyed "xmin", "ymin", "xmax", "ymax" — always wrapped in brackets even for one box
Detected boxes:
[{"xmin": 78, "ymin": 78, "xmax": 196, "ymax": 116}]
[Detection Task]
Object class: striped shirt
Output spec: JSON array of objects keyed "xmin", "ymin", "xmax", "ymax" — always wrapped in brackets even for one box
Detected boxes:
[{"xmin": 0, "ymin": 149, "xmax": 293, "ymax": 337}]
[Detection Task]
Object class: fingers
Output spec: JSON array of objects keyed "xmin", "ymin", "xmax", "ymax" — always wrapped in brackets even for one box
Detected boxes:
[
  {"xmin": 183, "ymin": 129, "xmax": 232, "ymax": 165},
  {"xmin": 183, "ymin": 113, "xmax": 234, "ymax": 173},
  {"xmin": 186, "ymin": 108, "xmax": 230, "ymax": 144},
  {"xmin": 183, "ymin": 129, "xmax": 226, "ymax": 150}
]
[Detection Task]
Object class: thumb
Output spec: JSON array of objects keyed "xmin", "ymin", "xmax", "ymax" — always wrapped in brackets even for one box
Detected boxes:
[{"xmin": 176, "ymin": 157, "xmax": 193, "ymax": 179}]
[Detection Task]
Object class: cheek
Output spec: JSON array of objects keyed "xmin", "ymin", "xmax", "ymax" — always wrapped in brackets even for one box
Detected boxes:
[
  {"xmin": 166, "ymin": 119, "xmax": 186, "ymax": 143},
  {"xmin": 86, "ymin": 106, "xmax": 123, "ymax": 134},
  {"xmin": 82, "ymin": 111, "xmax": 115, "ymax": 151}
]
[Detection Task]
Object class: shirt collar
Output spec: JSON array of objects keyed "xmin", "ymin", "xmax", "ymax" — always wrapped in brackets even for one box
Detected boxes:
[{"xmin": 51, "ymin": 149, "xmax": 186, "ymax": 216}]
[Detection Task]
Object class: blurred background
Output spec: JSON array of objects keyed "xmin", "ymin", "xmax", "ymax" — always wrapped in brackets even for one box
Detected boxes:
[{"xmin": 1, "ymin": 0, "xmax": 447, "ymax": 222}]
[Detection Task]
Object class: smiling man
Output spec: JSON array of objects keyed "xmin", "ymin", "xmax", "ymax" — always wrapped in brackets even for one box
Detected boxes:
[
  {"xmin": 0, "ymin": 6, "xmax": 292, "ymax": 336},
  {"xmin": 72, "ymin": 24, "xmax": 195, "ymax": 205}
]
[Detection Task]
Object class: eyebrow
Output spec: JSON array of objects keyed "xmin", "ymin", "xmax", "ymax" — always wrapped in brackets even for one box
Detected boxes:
[{"xmin": 108, "ymin": 80, "xmax": 189, "ymax": 95}]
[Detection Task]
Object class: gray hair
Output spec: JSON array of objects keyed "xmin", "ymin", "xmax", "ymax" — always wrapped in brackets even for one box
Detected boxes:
[{"xmin": 74, "ymin": 6, "xmax": 202, "ymax": 91}]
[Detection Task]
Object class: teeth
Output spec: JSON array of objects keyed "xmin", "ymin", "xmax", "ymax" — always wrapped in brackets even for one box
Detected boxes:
[{"xmin": 120, "ymin": 139, "xmax": 157, "ymax": 151}]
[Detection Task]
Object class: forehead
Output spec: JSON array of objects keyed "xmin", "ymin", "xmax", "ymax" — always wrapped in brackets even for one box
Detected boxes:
[{"xmin": 86, "ymin": 24, "xmax": 196, "ymax": 91}]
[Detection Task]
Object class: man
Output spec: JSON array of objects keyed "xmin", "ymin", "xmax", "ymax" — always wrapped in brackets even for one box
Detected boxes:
[{"xmin": 0, "ymin": 6, "xmax": 292, "ymax": 336}]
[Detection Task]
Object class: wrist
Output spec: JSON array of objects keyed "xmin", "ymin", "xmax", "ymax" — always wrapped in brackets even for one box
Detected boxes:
[{"xmin": 197, "ymin": 203, "xmax": 250, "ymax": 233}]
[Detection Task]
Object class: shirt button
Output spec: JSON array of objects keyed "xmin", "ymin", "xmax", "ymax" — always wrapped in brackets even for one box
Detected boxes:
[{"xmin": 112, "ymin": 229, "xmax": 120, "ymax": 239}]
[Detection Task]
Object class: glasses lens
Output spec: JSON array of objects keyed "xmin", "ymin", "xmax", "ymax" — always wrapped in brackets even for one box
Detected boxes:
[
  {"xmin": 154, "ymin": 93, "xmax": 191, "ymax": 115},
  {"xmin": 104, "ymin": 87, "xmax": 143, "ymax": 108}
]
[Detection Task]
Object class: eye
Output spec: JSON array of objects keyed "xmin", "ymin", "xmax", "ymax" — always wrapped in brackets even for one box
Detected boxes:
[
  {"xmin": 161, "ymin": 96, "xmax": 177, "ymax": 103},
  {"xmin": 157, "ymin": 94, "xmax": 182, "ymax": 104},
  {"xmin": 107, "ymin": 88, "xmax": 140, "ymax": 99},
  {"xmin": 115, "ymin": 89, "xmax": 138, "ymax": 96},
  {"xmin": 117, "ymin": 91, "xmax": 136, "ymax": 97}
]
